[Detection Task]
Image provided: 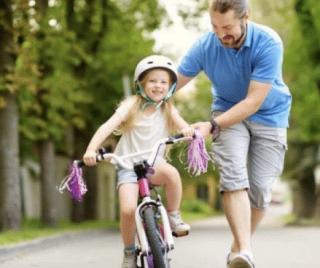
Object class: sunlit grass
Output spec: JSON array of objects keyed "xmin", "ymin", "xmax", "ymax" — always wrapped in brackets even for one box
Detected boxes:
[
  {"xmin": 0, "ymin": 219, "xmax": 118, "ymax": 246},
  {"xmin": 0, "ymin": 199, "xmax": 219, "ymax": 246}
]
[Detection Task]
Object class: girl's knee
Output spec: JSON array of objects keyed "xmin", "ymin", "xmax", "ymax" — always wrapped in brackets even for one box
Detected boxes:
[
  {"xmin": 154, "ymin": 164, "xmax": 181, "ymax": 183},
  {"xmin": 162, "ymin": 164, "xmax": 179, "ymax": 177},
  {"xmin": 120, "ymin": 205, "xmax": 136, "ymax": 218}
]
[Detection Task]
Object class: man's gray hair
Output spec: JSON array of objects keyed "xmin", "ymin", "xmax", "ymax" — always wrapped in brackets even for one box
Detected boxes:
[{"xmin": 210, "ymin": 0, "xmax": 249, "ymax": 18}]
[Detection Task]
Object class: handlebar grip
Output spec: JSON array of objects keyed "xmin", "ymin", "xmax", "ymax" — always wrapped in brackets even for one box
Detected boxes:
[
  {"xmin": 74, "ymin": 160, "xmax": 85, "ymax": 167},
  {"xmin": 172, "ymin": 133, "xmax": 184, "ymax": 139},
  {"xmin": 166, "ymin": 133, "xmax": 185, "ymax": 144},
  {"xmin": 99, "ymin": 146, "xmax": 113, "ymax": 154},
  {"xmin": 75, "ymin": 146, "xmax": 113, "ymax": 167}
]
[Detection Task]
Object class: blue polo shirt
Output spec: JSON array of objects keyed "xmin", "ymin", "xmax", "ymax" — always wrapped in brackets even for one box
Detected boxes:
[{"xmin": 178, "ymin": 21, "xmax": 292, "ymax": 128}]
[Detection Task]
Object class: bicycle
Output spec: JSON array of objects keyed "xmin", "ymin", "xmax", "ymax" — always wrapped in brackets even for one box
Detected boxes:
[{"xmin": 58, "ymin": 131, "xmax": 210, "ymax": 268}]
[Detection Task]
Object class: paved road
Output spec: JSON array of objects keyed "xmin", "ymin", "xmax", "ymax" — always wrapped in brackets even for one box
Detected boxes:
[{"xmin": 1, "ymin": 204, "xmax": 319, "ymax": 268}]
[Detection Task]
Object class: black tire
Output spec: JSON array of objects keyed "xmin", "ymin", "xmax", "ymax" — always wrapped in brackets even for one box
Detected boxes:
[{"xmin": 143, "ymin": 206, "xmax": 167, "ymax": 268}]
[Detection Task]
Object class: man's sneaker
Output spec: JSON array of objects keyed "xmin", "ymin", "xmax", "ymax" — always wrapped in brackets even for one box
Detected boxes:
[
  {"xmin": 121, "ymin": 249, "xmax": 136, "ymax": 268},
  {"xmin": 227, "ymin": 252, "xmax": 255, "ymax": 268},
  {"xmin": 168, "ymin": 211, "xmax": 190, "ymax": 237},
  {"xmin": 227, "ymin": 252, "xmax": 238, "ymax": 268}
]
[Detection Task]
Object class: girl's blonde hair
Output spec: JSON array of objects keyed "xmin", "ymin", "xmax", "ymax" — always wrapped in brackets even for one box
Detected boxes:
[{"xmin": 115, "ymin": 69, "xmax": 176, "ymax": 134}]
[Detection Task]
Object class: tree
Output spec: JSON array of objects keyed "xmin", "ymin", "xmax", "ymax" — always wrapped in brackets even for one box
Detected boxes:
[
  {"xmin": 0, "ymin": 0, "xmax": 21, "ymax": 230},
  {"xmin": 16, "ymin": 0, "xmax": 88, "ymax": 226},
  {"xmin": 284, "ymin": 0, "xmax": 320, "ymax": 219},
  {"xmin": 65, "ymin": 0, "xmax": 166, "ymax": 221},
  {"xmin": 252, "ymin": 0, "xmax": 320, "ymax": 219}
]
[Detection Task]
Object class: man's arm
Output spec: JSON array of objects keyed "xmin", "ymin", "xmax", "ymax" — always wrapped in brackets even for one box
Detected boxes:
[
  {"xmin": 176, "ymin": 73, "xmax": 194, "ymax": 91},
  {"xmin": 194, "ymin": 80, "xmax": 272, "ymax": 137},
  {"xmin": 215, "ymin": 80, "xmax": 272, "ymax": 128}
]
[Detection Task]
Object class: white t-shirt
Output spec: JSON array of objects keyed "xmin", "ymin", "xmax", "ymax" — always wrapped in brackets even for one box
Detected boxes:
[{"xmin": 113, "ymin": 98, "xmax": 176, "ymax": 167}]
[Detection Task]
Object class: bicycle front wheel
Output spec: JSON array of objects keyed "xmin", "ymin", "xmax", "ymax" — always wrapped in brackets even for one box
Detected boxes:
[{"xmin": 143, "ymin": 206, "xmax": 167, "ymax": 268}]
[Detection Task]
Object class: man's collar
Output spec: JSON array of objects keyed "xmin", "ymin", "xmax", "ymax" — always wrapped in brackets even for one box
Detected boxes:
[{"xmin": 242, "ymin": 20, "xmax": 253, "ymax": 48}]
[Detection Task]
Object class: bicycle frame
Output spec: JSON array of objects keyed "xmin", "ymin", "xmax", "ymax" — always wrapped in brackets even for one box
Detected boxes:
[
  {"xmin": 58, "ymin": 131, "xmax": 210, "ymax": 267},
  {"xmin": 96, "ymin": 135, "xmax": 191, "ymax": 268}
]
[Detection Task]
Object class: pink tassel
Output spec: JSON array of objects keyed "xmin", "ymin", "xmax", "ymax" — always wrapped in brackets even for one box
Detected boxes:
[
  {"xmin": 187, "ymin": 129, "xmax": 210, "ymax": 176},
  {"xmin": 57, "ymin": 161, "xmax": 87, "ymax": 202}
]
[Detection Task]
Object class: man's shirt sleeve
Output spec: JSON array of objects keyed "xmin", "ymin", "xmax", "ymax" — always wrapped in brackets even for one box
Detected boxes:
[
  {"xmin": 251, "ymin": 40, "xmax": 283, "ymax": 84},
  {"xmin": 178, "ymin": 39, "xmax": 204, "ymax": 77}
]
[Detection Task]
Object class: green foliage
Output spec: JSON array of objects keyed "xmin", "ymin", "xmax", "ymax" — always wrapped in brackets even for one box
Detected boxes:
[
  {"xmin": 251, "ymin": 0, "xmax": 320, "ymax": 186},
  {"xmin": 175, "ymin": 73, "xmax": 212, "ymax": 123},
  {"xmin": 284, "ymin": 0, "xmax": 320, "ymax": 143},
  {"xmin": 181, "ymin": 199, "xmax": 213, "ymax": 214},
  {"xmin": 6, "ymin": 0, "xmax": 167, "ymax": 157},
  {"xmin": 85, "ymin": 14, "xmax": 156, "ymax": 125},
  {"xmin": 177, "ymin": 0, "xmax": 209, "ymax": 30}
]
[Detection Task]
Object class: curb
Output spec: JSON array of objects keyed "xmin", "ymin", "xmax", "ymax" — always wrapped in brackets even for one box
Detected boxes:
[{"xmin": 0, "ymin": 229, "xmax": 111, "ymax": 263}]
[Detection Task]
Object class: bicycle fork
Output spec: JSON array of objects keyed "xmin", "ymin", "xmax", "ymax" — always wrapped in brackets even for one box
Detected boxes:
[{"xmin": 135, "ymin": 197, "xmax": 174, "ymax": 253}]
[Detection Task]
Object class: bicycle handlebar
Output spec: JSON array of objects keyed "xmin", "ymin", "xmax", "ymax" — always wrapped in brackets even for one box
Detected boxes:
[{"xmin": 79, "ymin": 134, "xmax": 192, "ymax": 170}]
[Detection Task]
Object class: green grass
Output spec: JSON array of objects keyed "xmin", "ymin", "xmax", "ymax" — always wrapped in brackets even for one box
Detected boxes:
[
  {"xmin": 0, "ymin": 219, "xmax": 118, "ymax": 246},
  {"xmin": 182, "ymin": 210, "xmax": 220, "ymax": 222},
  {"xmin": 0, "ymin": 199, "xmax": 219, "ymax": 246}
]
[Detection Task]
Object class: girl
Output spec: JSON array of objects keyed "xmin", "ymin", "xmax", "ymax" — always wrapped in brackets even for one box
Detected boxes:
[{"xmin": 83, "ymin": 55, "xmax": 193, "ymax": 268}]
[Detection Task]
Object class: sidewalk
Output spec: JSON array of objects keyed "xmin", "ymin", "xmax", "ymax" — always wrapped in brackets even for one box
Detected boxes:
[
  {"xmin": 0, "ymin": 202, "xmax": 291, "ymax": 263},
  {"xmin": 0, "ymin": 229, "xmax": 110, "ymax": 263},
  {"xmin": 191, "ymin": 202, "xmax": 291, "ymax": 229}
]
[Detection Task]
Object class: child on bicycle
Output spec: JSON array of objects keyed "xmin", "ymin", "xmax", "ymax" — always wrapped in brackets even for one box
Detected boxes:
[{"xmin": 83, "ymin": 55, "xmax": 194, "ymax": 268}]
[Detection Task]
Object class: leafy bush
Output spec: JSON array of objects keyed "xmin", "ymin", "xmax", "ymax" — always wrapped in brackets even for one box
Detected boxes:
[{"xmin": 182, "ymin": 199, "xmax": 213, "ymax": 214}]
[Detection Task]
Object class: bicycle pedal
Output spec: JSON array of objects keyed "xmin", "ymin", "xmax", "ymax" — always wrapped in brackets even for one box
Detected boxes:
[{"xmin": 172, "ymin": 230, "xmax": 189, "ymax": 237}]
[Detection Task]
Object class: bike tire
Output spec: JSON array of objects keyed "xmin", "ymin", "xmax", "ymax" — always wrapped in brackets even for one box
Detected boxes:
[{"xmin": 143, "ymin": 206, "xmax": 167, "ymax": 268}]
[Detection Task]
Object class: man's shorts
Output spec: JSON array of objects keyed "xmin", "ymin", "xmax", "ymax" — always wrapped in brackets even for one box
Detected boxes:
[{"xmin": 211, "ymin": 119, "xmax": 287, "ymax": 209}]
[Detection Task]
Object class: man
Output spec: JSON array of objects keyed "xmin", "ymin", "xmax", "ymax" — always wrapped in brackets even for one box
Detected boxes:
[{"xmin": 176, "ymin": 0, "xmax": 292, "ymax": 267}]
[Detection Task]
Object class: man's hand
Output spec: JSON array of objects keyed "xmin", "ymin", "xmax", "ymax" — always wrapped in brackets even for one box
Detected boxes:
[
  {"xmin": 191, "ymin": 121, "xmax": 211, "ymax": 139},
  {"xmin": 180, "ymin": 125, "xmax": 195, "ymax": 137}
]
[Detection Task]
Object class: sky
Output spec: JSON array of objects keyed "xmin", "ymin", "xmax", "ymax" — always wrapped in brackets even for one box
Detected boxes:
[
  {"xmin": 151, "ymin": 1, "xmax": 211, "ymax": 93},
  {"xmin": 152, "ymin": 0, "xmax": 210, "ymax": 62}
]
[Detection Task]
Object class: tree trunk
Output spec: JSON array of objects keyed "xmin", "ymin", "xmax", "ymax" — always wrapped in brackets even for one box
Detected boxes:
[
  {"xmin": 0, "ymin": 0, "xmax": 22, "ymax": 231},
  {"xmin": 314, "ymin": 187, "xmax": 320, "ymax": 218},
  {"xmin": 291, "ymin": 175, "xmax": 316, "ymax": 219},
  {"xmin": 39, "ymin": 140, "xmax": 58, "ymax": 227},
  {"xmin": 84, "ymin": 167, "xmax": 97, "ymax": 220},
  {"xmin": 66, "ymin": 0, "xmax": 111, "ymax": 222},
  {"xmin": 0, "ymin": 93, "xmax": 21, "ymax": 230}
]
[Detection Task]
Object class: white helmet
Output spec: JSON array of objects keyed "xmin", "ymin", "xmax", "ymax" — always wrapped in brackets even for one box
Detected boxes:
[{"xmin": 134, "ymin": 55, "xmax": 178, "ymax": 84}]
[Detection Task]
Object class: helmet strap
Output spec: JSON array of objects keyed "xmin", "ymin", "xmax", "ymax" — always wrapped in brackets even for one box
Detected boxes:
[{"xmin": 135, "ymin": 81, "xmax": 177, "ymax": 110}]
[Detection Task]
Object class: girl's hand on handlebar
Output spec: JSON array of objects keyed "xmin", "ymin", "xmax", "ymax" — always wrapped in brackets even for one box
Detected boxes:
[
  {"xmin": 180, "ymin": 125, "xmax": 195, "ymax": 137},
  {"xmin": 83, "ymin": 150, "xmax": 97, "ymax": 166}
]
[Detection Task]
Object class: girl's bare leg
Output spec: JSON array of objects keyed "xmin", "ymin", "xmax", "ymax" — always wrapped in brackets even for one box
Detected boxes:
[
  {"xmin": 150, "ymin": 162, "xmax": 182, "ymax": 212},
  {"xmin": 118, "ymin": 183, "xmax": 139, "ymax": 246}
]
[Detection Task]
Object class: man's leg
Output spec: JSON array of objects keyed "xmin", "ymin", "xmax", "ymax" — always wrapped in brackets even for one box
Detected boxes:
[
  {"xmin": 247, "ymin": 121, "xmax": 287, "ymax": 232},
  {"xmin": 229, "ymin": 203, "xmax": 265, "ymax": 252},
  {"xmin": 210, "ymin": 118, "xmax": 252, "ymax": 265},
  {"xmin": 223, "ymin": 190, "xmax": 252, "ymax": 253},
  {"xmin": 251, "ymin": 207, "xmax": 265, "ymax": 234}
]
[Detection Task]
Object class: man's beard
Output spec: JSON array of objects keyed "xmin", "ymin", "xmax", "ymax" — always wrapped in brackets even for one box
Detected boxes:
[{"xmin": 220, "ymin": 22, "xmax": 246, "ymax": 48}]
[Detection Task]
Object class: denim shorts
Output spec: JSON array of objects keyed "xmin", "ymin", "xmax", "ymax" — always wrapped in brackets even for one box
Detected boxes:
[
  {"xmin": 211, "ymin": 118, "xmax": 287, "ymax": 209},
  {"xmin": 116, "ymin": 157, "xmax": 166, "ymax": 188},
  {"xmin": 117, "ymin": 168, "xmax": 138, "ymax": 188}
]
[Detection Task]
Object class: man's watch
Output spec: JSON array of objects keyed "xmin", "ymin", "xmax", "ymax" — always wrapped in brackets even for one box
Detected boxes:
[{"xmin": 210, "ymin": 117, "xmax": 221, "ymax": 140}]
